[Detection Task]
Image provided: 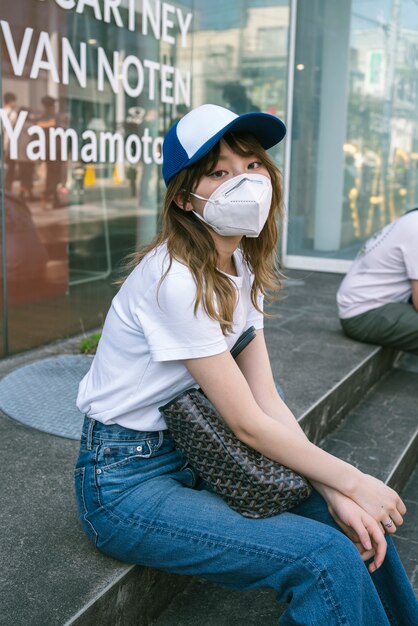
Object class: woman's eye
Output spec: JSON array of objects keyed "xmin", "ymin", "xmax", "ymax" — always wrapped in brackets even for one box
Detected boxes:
[
  {"xmin": 209, "ymin": 170, "xmax": 226, "ymax": 178},
  {"xmin": 248, "ymin": 161, "xmax": 261, "ymax": 170}
]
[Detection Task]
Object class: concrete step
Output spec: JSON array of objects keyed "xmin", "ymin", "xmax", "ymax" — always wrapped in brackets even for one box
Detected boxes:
[
  {"xmin": 265, "ymin": 273, "xmax": 398, "ymax": 445},
  {"xmin": 0, "ymin": 271, "xmax": 411, "ymax": 626},
  {"xmin": 150, "ymin": 364, "xmax": 418, "ymax": 626},
  {"xmin": 321, "ymin": 366, "xmax": 418, "ymax": 493},
  {"xmin": 392, "ymin": 463, "xmax": 418, "ymax": 595}
]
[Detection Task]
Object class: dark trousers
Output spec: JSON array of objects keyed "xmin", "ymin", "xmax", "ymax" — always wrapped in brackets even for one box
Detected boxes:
[{"xmin": 341, "ymin": 301, "xmax": 418, "ymax": 354}]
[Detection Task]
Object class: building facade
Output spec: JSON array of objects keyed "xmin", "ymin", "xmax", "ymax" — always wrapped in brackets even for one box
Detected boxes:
[{"xmin": 1, "ymin": 0, "xmax": 417, "ymax": 355}]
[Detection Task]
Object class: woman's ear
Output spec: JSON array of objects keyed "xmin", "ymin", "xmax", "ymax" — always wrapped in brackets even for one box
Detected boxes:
[{"xmin": 174, "ymin": 191, "xmax": 194, "ymax": 212}]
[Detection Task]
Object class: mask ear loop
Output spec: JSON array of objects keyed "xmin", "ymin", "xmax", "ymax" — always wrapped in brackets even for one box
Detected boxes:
[
  {"xmin": 179, "ymin": 189, "xmax": 212, "ymax": 227},
  {"xmin": 191, "ymin": 210, "xmax": 211, "ymax": 227},
  {"xmin": 189, "ymin": 191, "xmax": 211, "ymax": 202}
]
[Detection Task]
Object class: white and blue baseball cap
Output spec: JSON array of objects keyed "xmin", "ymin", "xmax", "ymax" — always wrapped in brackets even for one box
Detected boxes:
[{"xmin": 162, "ymin": 104, "xmax": 286, "ymax": 186}]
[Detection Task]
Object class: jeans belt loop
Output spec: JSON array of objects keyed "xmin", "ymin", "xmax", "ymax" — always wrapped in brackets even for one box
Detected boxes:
[{"xmin": 86, "ymin": 417, "xmax": 96, "ymax": 450}]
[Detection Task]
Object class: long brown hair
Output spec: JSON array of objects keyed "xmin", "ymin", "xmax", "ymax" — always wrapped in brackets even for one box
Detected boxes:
[{"xmin": 126, "ymin": 132, "xmax": 283, "ymax": 334}]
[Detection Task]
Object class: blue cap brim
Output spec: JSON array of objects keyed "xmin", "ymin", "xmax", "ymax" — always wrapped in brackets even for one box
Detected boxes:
[
  {"xmin": 192, "ymin": 111, "xmax": 285, "ymax": 164},
  {"xmin": 164, "ymin": 111, "xmax": 286, "ymax": 185}
]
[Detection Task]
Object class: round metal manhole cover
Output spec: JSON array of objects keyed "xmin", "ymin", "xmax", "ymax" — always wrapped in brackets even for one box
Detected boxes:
[{"xmin": 0, "ymin": 355, "xmax": 92, "ymax": 440}]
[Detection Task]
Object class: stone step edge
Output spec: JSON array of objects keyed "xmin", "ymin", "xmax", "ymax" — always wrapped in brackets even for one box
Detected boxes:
[
  {"xmin": 386, "ymin": 426, "xmax": 418, "ymax": 493},
  {"xmin": 299, "ymin": 346, "xmax": 398, "ymax": 444},
  {"xmin": 64, "ymin": 565, "xmax": 191, "ymax": 626},
  {"xmin": 63, "ymin": 566, "xmax": 134, "ymax": 626}
]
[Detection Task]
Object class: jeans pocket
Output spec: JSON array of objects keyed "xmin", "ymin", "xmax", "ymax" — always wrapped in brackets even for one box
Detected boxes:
[
  {"xmin": 74, "ymin": 467, "xmax": 98, "ymax": 547},
  {"xmin": 96, "ymin": 432, "xmax": 165, "ymax": 472},
  {"xmin": 94, "ymin": 433, "xmax": 183, "ymax": 507}
]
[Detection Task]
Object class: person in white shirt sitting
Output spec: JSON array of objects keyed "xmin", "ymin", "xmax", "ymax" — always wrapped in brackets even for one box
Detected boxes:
[{"xmin": 337, "ymin": 210, "xmax": 418, "ymax": 354}]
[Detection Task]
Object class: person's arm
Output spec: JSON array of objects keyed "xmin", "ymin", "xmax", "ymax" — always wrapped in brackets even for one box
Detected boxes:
[
  {"xmin": 411, "ymin": 279, "xmax": 418, "ymax": 311},
  {"xmin": 234, "ymin": 329, "xmax": 393, "ymax": 561},
  {"xmin": 183, "ymin": 331, "xmax": 406, "ymax": 525}
]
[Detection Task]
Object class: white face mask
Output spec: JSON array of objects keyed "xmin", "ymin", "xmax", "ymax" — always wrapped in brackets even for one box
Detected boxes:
[{"xmin": 190, "ymin": 173, "xmax": 272, "ymax": 238}]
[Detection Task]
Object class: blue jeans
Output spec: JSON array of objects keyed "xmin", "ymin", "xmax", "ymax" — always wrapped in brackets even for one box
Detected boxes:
[{"xmin": 75, "ymin": 417, "xmax": 418, "ymax": 625}]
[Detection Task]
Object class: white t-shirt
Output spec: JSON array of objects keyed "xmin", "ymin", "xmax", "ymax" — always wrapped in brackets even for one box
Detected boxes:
[
  {"xmin": 337, "ymin": 211, "xmax": 418, "ymax": 319},
  {"xmin": 77, "ymin": 243, "xmax": 264, "ymax": 431}
]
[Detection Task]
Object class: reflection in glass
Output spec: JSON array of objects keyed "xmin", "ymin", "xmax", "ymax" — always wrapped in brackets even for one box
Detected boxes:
[
  {"xmin": 0, "ymin": 0, "xmax": 289, "ymax": 355},
  {"xmin": 0, "ymin": 0, "xmax": 195, "ymax": 354},
  {"xmin": 288, "ymin": 0, "xmax": 418, "ymax": 261},
  {"xmin": 187, "ymin": 0, "xmax": 289, "ymax": 172}
]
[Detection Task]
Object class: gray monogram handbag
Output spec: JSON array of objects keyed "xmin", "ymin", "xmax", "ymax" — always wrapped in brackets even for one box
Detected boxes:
[{"xmin": 159, "ymin": 327, "xmax": 312, "ymax": 519}]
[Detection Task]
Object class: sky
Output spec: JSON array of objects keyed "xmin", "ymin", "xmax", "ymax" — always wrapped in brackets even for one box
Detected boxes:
[{"xmin": 352, "ymin": 0, "xmax": 418, "ymax": 32}]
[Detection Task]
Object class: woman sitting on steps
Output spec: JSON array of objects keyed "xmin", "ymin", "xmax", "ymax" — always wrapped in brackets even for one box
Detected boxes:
[{"xmin": 75, "ymin": 104, "xmax": 418, "ymax": 625}]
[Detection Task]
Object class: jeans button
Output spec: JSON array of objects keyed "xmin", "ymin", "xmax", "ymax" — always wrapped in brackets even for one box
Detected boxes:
[
  {"xmin": 136, "ymin": 445, "xmax": 143, "ymax": 452},
  {"xmin": 104, "ymin": 447, "xmax": 110, "ymax": 454},
  {"xmin": 96, "ymin": 468, "xmax": 102, "ymax": 475}
]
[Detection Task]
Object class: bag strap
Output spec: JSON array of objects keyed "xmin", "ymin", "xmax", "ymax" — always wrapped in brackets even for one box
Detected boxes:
[{"xmin": 230, "ymin": 326, "xmax": 256, "ymax": 360}]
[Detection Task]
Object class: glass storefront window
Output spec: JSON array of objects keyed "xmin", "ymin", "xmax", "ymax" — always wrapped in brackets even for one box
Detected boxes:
[
  {"xmin": 285, "ymin": 0, "xmax": 418, "ymax": 270},
  {"xmin": 0, "ymin": 0, "xmax": 195, "ymax": 355},
  {"xmin": 0, "ymin": 1, "xmax": 289, "ymax": 356},
  {"xmin": 187, "ymin": 0, "xmax": 289, "ymax": 170}
]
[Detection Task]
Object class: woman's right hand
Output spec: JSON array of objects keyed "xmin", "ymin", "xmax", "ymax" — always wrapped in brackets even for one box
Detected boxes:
[
  {"xmin": 347, "ymin": 472, "xmax": 406, "ymax": 533},
  {"xmin": 324, "ymin": 489, "xmax": 387, "ymax": 573}
]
